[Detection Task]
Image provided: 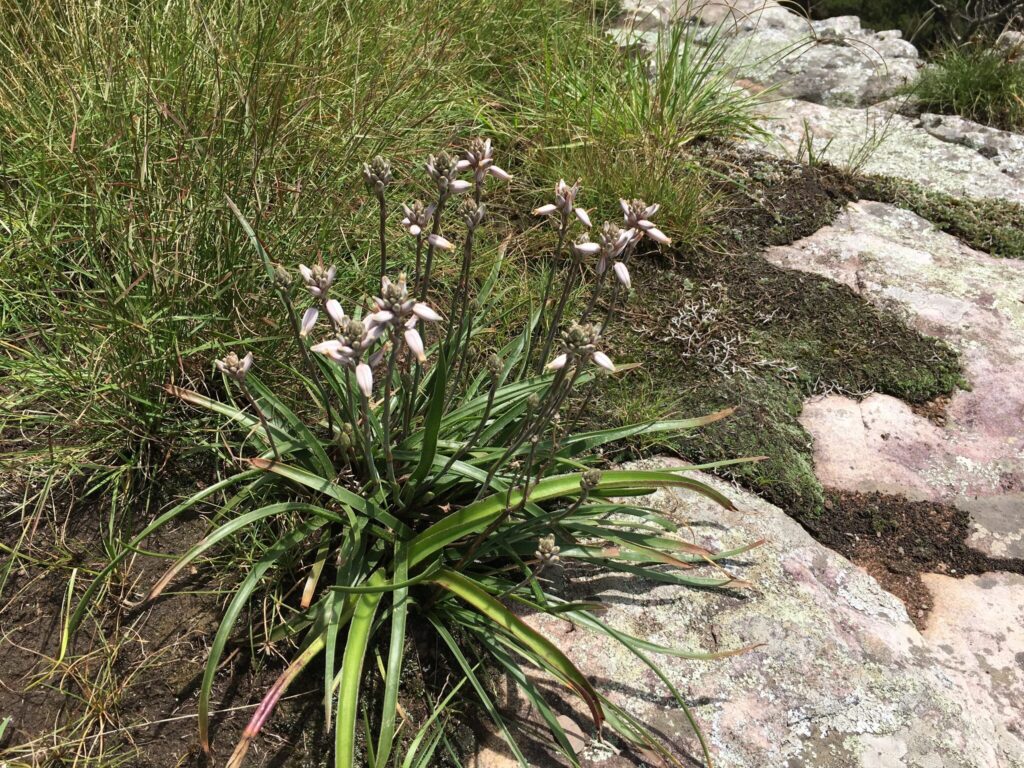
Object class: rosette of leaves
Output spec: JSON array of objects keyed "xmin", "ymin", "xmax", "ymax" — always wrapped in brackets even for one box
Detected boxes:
[{"xmin": 72, "ymin": 142, "xmax": 759, "ymax": 768}]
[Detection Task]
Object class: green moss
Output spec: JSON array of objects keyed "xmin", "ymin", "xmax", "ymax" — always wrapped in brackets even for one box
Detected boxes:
[
  {"xmin": 594, "ymin": 153, "xmax": 963, "ymax": 521},
  {"xmin": 858, "ymin": 175, "xmax": 1024, "ymax": 260}
]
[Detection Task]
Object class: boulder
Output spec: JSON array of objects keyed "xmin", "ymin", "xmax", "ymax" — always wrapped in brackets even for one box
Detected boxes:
[
  {"xmin": 470, "ymin": 462, "xmax": 1024, "ymax": 767},
  {"xmin": 764, "ymin": 201, "xmax": 1024, "ymax": 561},
  {"xmin": 756, "ymin": 99, "xmax": 1024, "ymax": 203}
]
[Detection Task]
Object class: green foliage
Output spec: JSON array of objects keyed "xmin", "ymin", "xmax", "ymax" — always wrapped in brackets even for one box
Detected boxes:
[
  {"xmin": 74, "ymin": 149, "xmax": 758, "ymax": 766},
  {"xmin": 913, "ymin": 45, "xmax": 1024, "ymax": 130}
]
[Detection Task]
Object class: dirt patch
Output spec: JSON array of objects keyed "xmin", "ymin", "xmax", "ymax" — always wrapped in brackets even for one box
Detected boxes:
[
  {"xmin": 805, "ymin": 490, "xmax": 1024, "ymax": 627},
  {"xmin": 0, "ymin": 473, "xmax": 329, "ymax": 768}
]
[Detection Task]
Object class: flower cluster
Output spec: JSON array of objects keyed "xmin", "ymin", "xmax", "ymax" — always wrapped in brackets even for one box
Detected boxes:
[
  {"xmin": 304, "ymin": 273, "xmax": 441, "ymax": 396},
  {"xmin": 458, "ymin": 137, "xmax": 512, "ymax": 184},
  {"xmin": 546, "ymin": 322, "xmax": 615, "ymax": 373},
  {"xmin": 620, "ymin": 198, "xmax": 670, "ymax": 246},
  {"xmin": 533, "ymin": 178, "xmax": 590, "ymax": 228},
  {"xmin": 400, "ymin": 200, "xmax": 435, "ymax": 237}
]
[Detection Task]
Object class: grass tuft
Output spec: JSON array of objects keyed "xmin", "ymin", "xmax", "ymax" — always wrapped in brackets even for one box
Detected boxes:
[{"xmin": 913, "ymin": 44, "xmax": 1024, "ymax": 131}]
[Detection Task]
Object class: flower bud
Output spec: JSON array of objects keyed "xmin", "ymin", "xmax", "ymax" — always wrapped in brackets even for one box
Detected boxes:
[
  {"xmin": 362, "ymin": 156, "xmax": 393, "ymax": 195},
  {"xmin": 486, "ymin": 354, "xmax": 503, "ymax": 377},
  {"xmin": 274, "ymin": 264, "xmax": 293, "ymax": 287},
  {"xmin": 581, "ymin": 468, "xmax": 602, "ymax": 491}
]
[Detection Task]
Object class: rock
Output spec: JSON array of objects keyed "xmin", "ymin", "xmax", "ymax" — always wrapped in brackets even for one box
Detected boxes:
[
  {"xmin": 608, "ymin": 1, "xmax": 919, "ymax": 107},
  {"xmin": 763, "ymin": 201, "xmax": 1024, "ymax": 561},
  {"xmin": 756, "ymin": 99, "xmax": 1024, "ymax": 202},
  {"xmin": 919, "ymin": 113, "xmax": 1024, "ymax": 180},
  {"xmin": 470, "ymin": 461, "xmax": 1024, "ymax": 767},
  {"xmin": 996, "ymin": 30, "xmax": 1024, "ymax": 55}
]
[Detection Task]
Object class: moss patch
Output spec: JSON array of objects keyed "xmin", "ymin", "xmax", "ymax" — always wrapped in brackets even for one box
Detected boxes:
[
  {"xmin": 596, "ymin": 150, "xmax": 963, "ymax": 520},
  {"xmin": 858, "ymin": 174, "xmax": 1024, "ymax": 260}
]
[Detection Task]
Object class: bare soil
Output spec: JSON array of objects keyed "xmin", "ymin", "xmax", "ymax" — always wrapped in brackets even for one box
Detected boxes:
[{"xmin": 807, "ymin": 490, "xmax": 1024, "ymax": 627}]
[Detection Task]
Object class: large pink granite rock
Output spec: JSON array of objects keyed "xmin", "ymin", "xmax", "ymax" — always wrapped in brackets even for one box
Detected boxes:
[
  {"xmin": 470, "ymin": 461, "xmax": 1024, "ymax": 767},
  {"xmin": 764, "ymin": 200, "xmax": 1024, "ymax": 560}
]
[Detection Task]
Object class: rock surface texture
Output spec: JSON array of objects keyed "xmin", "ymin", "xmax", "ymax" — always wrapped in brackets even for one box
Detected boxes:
[
  {"xmin": 765, "ymin": 201, "xmax": 1024, "ymax": 561},
  {"xmin": 471, "ymin": 464, "xmax": 1024, "ymax": 768}
]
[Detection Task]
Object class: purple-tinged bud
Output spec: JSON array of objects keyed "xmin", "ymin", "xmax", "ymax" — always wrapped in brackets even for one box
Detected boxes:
[
  {"xmin": 575, "ymin": 207, "xmax": 592, "ymax": 228},
  {"xmin": 300, "ymin": 307, "xmax": 319, "ymax": 338},
  {"xmin": 356, "ymin": 362, "xmax": 374, "ymax": 398},
  {"xmin": 533, "ymin": 203, "xmax": 557, "ymax": 216},
  {"xmin": 592, "ymin": 351, "xmax": 615, "ymax": 372},
  {"xmin": 449, "ymin": 179, "xmax": 473, "ymax": 194},
  {"xmin": 367, "ymin": 310, "xmax": 395, "ymax": 326},
  {"xmin": 613, "ymin": 261, "xmax": 631, "ymax": 290}
]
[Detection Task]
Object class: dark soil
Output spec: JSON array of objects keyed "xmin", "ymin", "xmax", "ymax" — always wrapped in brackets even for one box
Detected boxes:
[
  {"xmin": 0, "ymin": 473, "xmax": 330, "ymax": 768},
  {"xmin": 807, "ymin": 490, "xmax": 1024, "ymax": 627}
]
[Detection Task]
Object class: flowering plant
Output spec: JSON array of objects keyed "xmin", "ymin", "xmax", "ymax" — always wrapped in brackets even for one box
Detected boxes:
[{"xmin": 74, "ymin": 141, "xmax": 755, "ymax": 767}]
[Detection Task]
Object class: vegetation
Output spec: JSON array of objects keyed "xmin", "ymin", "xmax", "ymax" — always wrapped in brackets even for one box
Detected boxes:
[
  {"xmin": 1, "ymin": 1, "xmax": 769, "ymax": 765},
  {"xmin": 913, "ymin": 44, "xmax": 1024, "ymax": 131},
  {"xmin": 75, "ymin": 150, "xmax": 759, "ymax": 767}
]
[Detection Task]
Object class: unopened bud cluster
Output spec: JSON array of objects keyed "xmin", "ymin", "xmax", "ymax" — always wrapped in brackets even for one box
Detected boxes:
[
  {"xmin": 536, "ymin": 534, "xmax": 561, "ymax": 565},
  {"xmin": 215, "ymin": 351, "xmax": 254, "ymax": 382}
]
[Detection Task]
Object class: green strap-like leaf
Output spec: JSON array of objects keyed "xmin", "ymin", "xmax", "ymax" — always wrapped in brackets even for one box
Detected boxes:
[
  {"xmin": 409, "ymin": 470, "xmax": 733, "ymax": 567},
  {"xmin": 334, "ymin": 578, "xmax": 384, "ymax": 768},
  {"xmin": 374, "ymin": 541, "xmax": 410, "ymax": 767},
  {"xmin": 431, "ymin": 568, "xmax": 603, "ymax": 730}
]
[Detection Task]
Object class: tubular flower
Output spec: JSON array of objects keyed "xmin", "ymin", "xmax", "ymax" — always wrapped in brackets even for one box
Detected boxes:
[
  {"xmin": 362, "ymin": 155, "xmax": 393, "ymax": 195},
  {"xmin": 428, "ymin": 233, "xmax": 455, "ymax": 251},
  {"xmin": 546, "ymin": 321, "xmax": 616, "ymax": 373},
  {"xmin": 400, "ymin": 201, "xmax": 435, "ymax": 237},
  {"xmin": 533, "ymin": 179, "xmax": 586, "ymax": 225},
  {"xmin": 619, "ymin": 198, "xmax": 671, "ymax": 246},
  {"xmin": 325, "ymin": 299, "xmax": 346, "ymax": 327},
  {"xmin": 299, "ymin": 263, "xmax": 337, "ymax": 299},
  {"xmin": 613, "ymin": 261, "xmax": 631, "ymax": 290},
  {"xmin": 571, "ymin": 236, "xmax": 600, "ymax": 258},
  {"xmin": 299, "ymin": 307, "xmax": 319, "ymax": 338},
  {"xmin": 215, "ymin": 351, "xmax": 254, "ymax": 382},
  {"xmin": 458, "ymin": 137, "xmax": 512, "ymax": 185}
]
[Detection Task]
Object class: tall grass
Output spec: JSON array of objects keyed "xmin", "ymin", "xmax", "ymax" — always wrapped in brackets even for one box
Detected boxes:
[
  {"xmin": 0, "ymin": 0, "xmax": 580, "ymax": 467},
  {"xmin": 1, "ymin": 0, "xmax": 762, "ymax": 482},
  {"xmin": 913, "ymin": 44, "xmax": 1024, "ymax": 131}
]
